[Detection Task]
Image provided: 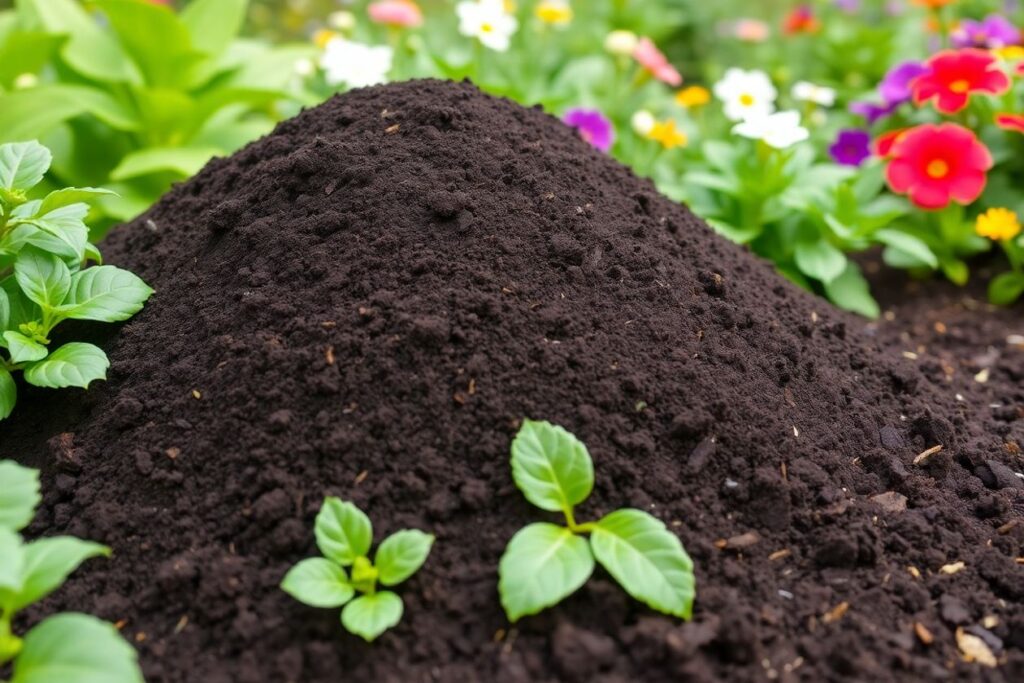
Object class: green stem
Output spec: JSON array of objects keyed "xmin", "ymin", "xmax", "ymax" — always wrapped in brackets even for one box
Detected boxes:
[
  {"xmin": 563, "ymin": 507, "xmax": 596, "ymax": 534},
  {"xmin": 0, "ymin": 611, "xmax": 22, "ymax": 666}
]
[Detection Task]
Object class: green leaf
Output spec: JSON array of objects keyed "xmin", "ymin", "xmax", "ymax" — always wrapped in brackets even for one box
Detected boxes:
[
  {"xmin": 59, "ymin": 266, "xmax": 153, "ymax": 323},
  {"xmin": 0, "ymin": 287, "xmax": 8, "ymax": 329},
  {"xmin": 590, "ymin": 509, "xmax": 695, "ymax": 620},
  {"xmin": 0, "ymin": 367, "xmax": 16, "ymax": 421},
  {"xmin": 511, "ymin": 419, "xmax": 594, "ymax": 514},
  {"xmin": 314, "ymin": 498, "xmax": 372, "ymax": 566},
  {"xmin": 375, "ymin": 530, "xmax": 434, "ymax": 587},
  {"xmin": 18, "ymin": 204, "xmax": 90, "ymax": 262},
  {"xmin": 280, "ymin": 557, "xmax": 354, "ymax": 609},
  {"xmin": 940, "ymin": 258, "xmax": 969, "ymax": 286},
  {"xmin": 823, "ymin": 262, "xmax": 879, "ymax": 318},
  {"xmin": 0, "ymin": 528, "xmax": 25, "ymax": 593},
  {"xmin": 0, "ymin": 86, "xmax": 138, "ymax": 144},
  {"xmin": 3, "ymin": 331, "xmax": 47, "ymax": 364},
  {"xmin": 181, "ymin": 0, "xmax": 248, "ymax": 57},
  {"xmin": 14, "ymin": 247, "xmax": 71, "ymax": 308},
  {"xmin": 340, "ymin": 591, "xmax": 403, "ymax": 642},
  {"xmin": 0, "ymin": 278, "xmax": 39, "ymax": 331},
  {"xmin": 23, "ymin": 342, "xmax": 108, "ymax": 389},
  {"xmin": 10, "ymin": 537, "xmax": 109, "ymax": 612},
  {"xmin": 794, "ymin": 239, "xmax": 847, "ymax": 284},
  {"xmin": 109, "ymin": 147, "xmax": 220, "ymax": 181},
  {"xmin": 874, "ymin": 229, "xmax": 938, "ymax": 269},
  {"xmin": 988, "ymin": 271, "xmax": 1024, "ymax": 306},
  {"xmin": 38, "ymin": 188, "xmax": 116, "ymax": 215},
  {"xmin": 18, "ymin": 0, "xmax": 142, "ymax": 84},
  {"xmin": 0, "ymin": 141, "xmax": 50, "ymax": 191},
  {"xmin": 498, "ymin": 522, "xmax": 594, "ymax": 622},
  {"xmin": 11, "ymin": 613, "xmax": 144, "ymax": 683}
]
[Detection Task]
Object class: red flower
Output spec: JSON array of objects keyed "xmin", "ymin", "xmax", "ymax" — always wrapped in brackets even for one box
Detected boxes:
[
  {"xmin": 783, "ymin": 5, "xmax": 820, "ymax": 35},
  {"xmin": 912, "ymin": 49, "xmax": 1010, "ymax": 114},
  {"xmin": 874, "ymin": 128, "xmax": 909, "ymax": 158},
  {"xmin": 996, "ymin": 113, "xmax": 1024, "ymax": 134},
  {"xmin": 885, "ymin": 123, "xmax": 992, "ymax": 210}
]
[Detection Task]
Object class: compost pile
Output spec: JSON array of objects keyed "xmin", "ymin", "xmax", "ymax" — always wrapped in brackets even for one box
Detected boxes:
[{"xmin": 2, "ymin": 80, "xmax": 1022, "ymax": 683}]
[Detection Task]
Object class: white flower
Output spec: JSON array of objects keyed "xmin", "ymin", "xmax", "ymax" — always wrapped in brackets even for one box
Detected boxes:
[
  {"xmin": 456, "ymin": 0, "xmax": 519, "ymax": 52},
  {"xmin": 293, "ymin": 58, "xmax": 316, "ymax": 77},
  {"xmin": 792, "ymin": 81, "xmax": 837, "ymax": 107},
  {"xmin": 631, "ymin": 110, "xmax": 655, "ymax": 136},
  {"xmin": 713, "ymin": 67, "xmax": 777, "ymax": 121},
  {"xmin": 732, "ymin": 110, "xmax": 809, "ymax": 149},
  {"xmin": 328, "ymin": 10, "xmax": 356, "ymax": 31},
  {"xmin": 604, "ymin": 30, "xmax": 639, "ymax": 56},
  {"xmin": 320, "ymin": 38, "xmax": 393, "ymax": 88}
]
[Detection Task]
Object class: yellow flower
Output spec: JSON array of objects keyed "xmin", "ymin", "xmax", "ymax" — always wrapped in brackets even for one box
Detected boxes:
[
  {"xmin": 647, "ymin": 119, "xmax": 688, "ymax": 149},
  {"xmin": 976, "ymin": 208, "xmax": 1021, "ymax": 241},
  {"xmin": 535, "ymin": 0, "xmax": 572, "ymax": 25},
  {"xmin": 313, "ymin": 29, "xmax": 338, "ymax": 49},
  {"xmin": 994, "ymin": 45, "xmax": 1024, "ymax": 61},
  {"xmin": 675, "ymin": 85, "xmax": 711, "ymax": 108}
]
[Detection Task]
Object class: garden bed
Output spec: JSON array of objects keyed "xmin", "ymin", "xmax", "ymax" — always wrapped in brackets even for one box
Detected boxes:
[{"xmin": 2, "ymin": 80, "xmax": 1021, "ymax": 682}]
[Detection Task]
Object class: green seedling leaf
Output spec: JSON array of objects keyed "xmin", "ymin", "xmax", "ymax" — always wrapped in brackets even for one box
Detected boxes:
[
  {"xmin": 314, "ymin": 498, "xmax": 373, "ymax": 566},
  {"xmin": 11, "ymin": 613, "xmax": 144, "ymax": 683},
  {"xmin": 989, "ymin": 271, "xmax": 1024, "ymax": 306},
  {"xmin": 0, "ymin": 287, "xmax": 9, "ymax": 330},
  {"xmin": 0, "ymin": 367, "xmax": 16, "ymax": 421},
  {"xmin": 823, "ymin": 262, "xmax": 879, "ymax": 319},
  {"xmin": 14, "ymin": 247, "xmax": 71, "ymax": 309},
  {"xmin": 9, "ymin": 537, "xmax": 109, "ymax": 613},
  {"xmin": 0, "ymin": 528, "xmax": 26, "ymax": 593},
  {"xmin": 0, "ymin": 461, "xmax": 40, "ymax": 531},
  {"xmin": 59, "ymin": 266, "xmax": 154, "ymax": 323},
  {"xmin": 498, "ymin": 522, "xmax": 594, "ymax": 622},
  {"xmin": 181, "ymin": 0, "xmax": 248, "ymax": 57},
  {"xmin": 37, "ymin": 188, "xmax": 117, "ymax": 216},
  {"xmin": 375, "ymin": 530, "xmax": 434, "ymax": 587},
  {"xmin": 0, "ymin": 141, "xmax": 51, "ymax": 191},
  {"xmin": 511, "ymin": 419, "xmax": 594, "ymax": 514},
  {"xmin": 590, "ymin": 509, "xmax": 696, "ymax": 620},
  {"xmin": 23, "ymin": 342, "xmax": 109, "ymax": 389},
  {"xmin": 280, "ymin": 558, "xmax": 354, "ymax": 609},
  {"xmin": 3, "ymin": 331, "xmax": 48, "ymax": 364},
  {"xmin": 340, "ymin": 591, "xmax": 403, "ymax": 642},
  {"xmin": 874, "ymin": 229, "xmax": 938, "ymax": 269},
  {"xmin": 794, "ymin": 239, "xmax": 847, "ymax": 284}
]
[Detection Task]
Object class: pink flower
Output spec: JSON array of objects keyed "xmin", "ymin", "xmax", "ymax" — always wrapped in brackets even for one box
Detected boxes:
[
  {"xmin": 633, "ymin": 37, "xmax": 682, "ymax": 86},
  {"xmin": 368, "ymin": 0, "xmax": 423, "ymax": 28}
]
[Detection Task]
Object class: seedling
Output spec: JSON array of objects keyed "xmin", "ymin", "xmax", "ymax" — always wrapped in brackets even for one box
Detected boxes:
[
  {"xmin": 281, "ymin": 498, "xmax": 434, "ymax": 642},
  {"xmin": 0, "ymin": 460, "xmax": 144, "ymax": 682},
  {"xmin": 0, "ymin": 141, "xmax": 153, "ymax": 421},
  {"xmin": 498, "ymin": 419, "xmax": 696, "ymax": 622}
]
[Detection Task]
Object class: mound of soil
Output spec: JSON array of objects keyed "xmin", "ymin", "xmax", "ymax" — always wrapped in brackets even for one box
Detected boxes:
[{"xmin": 2, "ymin": 79, "xmax": 1022, "ymax": 682}]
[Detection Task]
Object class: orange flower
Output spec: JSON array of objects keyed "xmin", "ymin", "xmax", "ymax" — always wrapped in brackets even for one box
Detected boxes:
[
  {"xmin": 995, "ymin": 113, "xmax": 1024, "ymax": 134},
  {"xmin": 874, "ymin": 129, "xmax": 909, "ymax": 158},
  {"xmin": 783, "ymin": 5, "xmax": 820, "ymax": 35},
  {"xmin": 911, "ymin": 0, "xmax": 955, "ymax": 8}
]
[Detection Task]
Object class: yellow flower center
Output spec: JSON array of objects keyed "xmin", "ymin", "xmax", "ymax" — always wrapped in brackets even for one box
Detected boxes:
[
  {"xmin": 481, "ymin": 22, "xmax": 494, "ymax": 33},
  {"xmin": 976, "ymin": 207, "xmax": 1022, "ymax": 241},
  {"xmin": 739, "ymin": 93, "xmax": 755, "ymax": 106},
  {"xmin": 926, "ymin": 159, "xmax": 950, "ymax": 179},
  {"xmin": 536, "ymin": 2, "xmax": 572, "ymax": 24},
  {"xmin": 950, "ymin": 79, "xmax": 970, "ymax": 94}
]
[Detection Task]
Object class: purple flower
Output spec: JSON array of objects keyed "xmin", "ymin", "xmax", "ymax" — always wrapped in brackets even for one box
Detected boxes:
[
  {"xmin": 951, "ymin": 15, "xmax": 1021, "ymax": 49},
  {"xmin": 835, "ymin": 0, "xmax": 860, "ymax": 13},
  {"xmin": 879, "ymin": 61, "xmax": 927, "ymax": 105},
  {"xmin": 829, "ymin": 129, "xmax": 872, "ymax": 167},
  {"xmin": 563, "ymin": 108, "xmax": 615, "ymax": 153},
  {"xmin": 849, "ymin": 99, "xmax": 899, "ymax": 124}
]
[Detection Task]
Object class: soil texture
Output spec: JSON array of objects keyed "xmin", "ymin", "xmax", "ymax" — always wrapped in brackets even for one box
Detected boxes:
[{"xmin": 1, "ymin": 80, "xmax": 1022, "ymax": 683}]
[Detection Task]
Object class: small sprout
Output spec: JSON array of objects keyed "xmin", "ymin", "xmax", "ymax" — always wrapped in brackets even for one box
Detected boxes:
[
  {"xmin": 0, "ymin": 460, "xmax": 143, "ymax": 681},
  {"xmin": 281, "ymin": 498, "xmax": 433, "ymax": 642},
  {"xmin": 498, "ymin": 419, "xmax": 696, "ymax": 622}
]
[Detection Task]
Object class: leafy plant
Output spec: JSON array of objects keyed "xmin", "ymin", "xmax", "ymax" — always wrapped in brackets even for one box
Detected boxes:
[
  {"xmin": 0, "ymin": 140, "xmax": 153, "ymax": 421},
  {"xmin": 280, "ymin": 497, "xmax": 434, "ymax": 642},
  {"xmin": 0, "ymin": 460, "xmax": 144, "ymax": 682},
  {"xmin": 0, "ymin": 0, "xmax": 315, "ymax": 229},
  {"xmin": 498, "ymin": 419, "xmax": 696, "ymax": 622}
]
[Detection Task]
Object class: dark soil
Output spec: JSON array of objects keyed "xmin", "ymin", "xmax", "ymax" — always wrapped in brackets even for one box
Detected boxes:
[{"xmin": 1, "ymin": 79, "xmax": 1021, "ymax": 683}]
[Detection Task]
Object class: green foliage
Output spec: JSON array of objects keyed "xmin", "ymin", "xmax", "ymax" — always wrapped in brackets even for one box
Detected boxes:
[
  {"xmin": 498, "ymin": 419, "xmax": 696, "ymax": 622},
  {"xmin": 0, "ymin": 141, "xmax": 152, "ymax": 421},
  {"xmin": 0, "ymin": 460, "xmax": 143, "ymax": 681},
  {"xmin": 0, "ymin": 0, "xmax": 315, "ymax": 229},
  {"xmin": 281, "ymin": 498, "xmax": 433, "ymax": 642}
]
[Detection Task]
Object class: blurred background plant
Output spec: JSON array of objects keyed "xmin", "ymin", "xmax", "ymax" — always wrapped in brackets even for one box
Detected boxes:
[{"xmin": 1, "ymin": 0, "xmax": 1021, "ymax": 312}]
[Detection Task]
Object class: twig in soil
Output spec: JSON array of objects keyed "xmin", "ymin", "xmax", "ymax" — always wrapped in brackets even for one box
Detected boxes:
[
  {"xmin": 939, "ymin": 561, "xmax": 965, "ymax": 575},
  {"xmin": 822, "ymin": 602, "xmax": 849, "ymax": 624},
  {"xmin": 768, "ymin": 549, "xmax": 791, "ymax": 561},
  {"xmin": 912, "ymin": 444, "xmax": 943, "ymax": 465}
]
